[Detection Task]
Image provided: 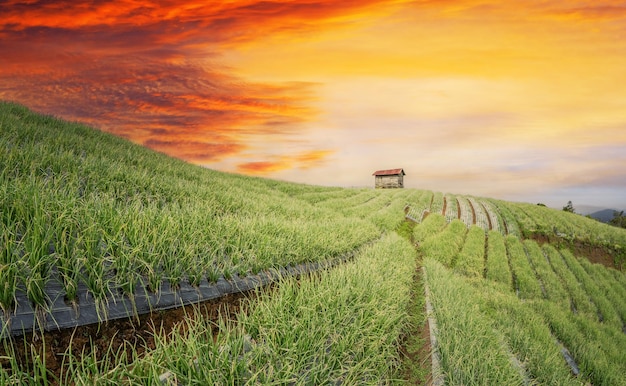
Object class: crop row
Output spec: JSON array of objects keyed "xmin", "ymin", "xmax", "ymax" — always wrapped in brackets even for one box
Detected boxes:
[
  {"xmin": 535, "ymin": 300, "xmax": 626, "ymax": 385},
  {"xmin": 468, "ymin": 197, "xmax": 490, "ymax": 231},
  {"xmin": 0, "ymin": 176, "xmax": 380, "ymax": 314},
  {"xmin": 487, "ymin": 199, "xmax": 521, "ymax": 236},
  {"xmin": 404, "ymin": 190, "xmax": 434, "ymax": 222},
  {"xmin": 424, "ymin": 257, "xmax": 626, "ymax": 385},
  {"xmin": 486, "ymin": 231, "xmax": 511, "ymax": 287},
  {"xmin": 491, "ymin": 199, "xmax": 626, "ymax": 248},
  {"xmin": 1, "ymin": 233, "xmax": 417, "ymax": 384},
  {"xmin": 482, "ymin": 200, "xmax": 504, "ymax": 233},
  {"xmin": 416, "ymin": 217, "xmax": 625, "ymax": 330},
  {"xmin": 456, "ymin": 196, "xmax": 474, "ymax": 227},
  {"xmin": 333, "ymin": 189, "xmax": 421, "ymax": 231},
  {"xmin": 1, "ymin": 103, "xmax": 392, "ymax": 319},
  {"xmin": 454, "ymin": 225, "xmax": 485, "ymax": 278},
  {"xmin": 408, "ymin": 193, "xmax": 507, "ymax": 235},
  {"xmin": 413, "ymin": 213, "xmax": 448, "ymax": 244},
  {"xmin": 443, "ymin": 193, "xmax": 458, "ymax": 222},
  {"xmin": 430, "ymin": 192, "xmax": 445, "ymax": 216},
  {"xmin": 399, "ymin": 186, "xmax": 510, "ymax": 235},
  {"xmin": 424, "ymin": 258, "xmax": 575, "ymax": 384}
]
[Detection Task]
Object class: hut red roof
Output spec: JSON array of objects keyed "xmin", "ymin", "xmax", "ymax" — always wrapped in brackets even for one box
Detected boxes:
[{"xmin": 372, "ymin": 168, "xmax": 405, "ymax": 176}]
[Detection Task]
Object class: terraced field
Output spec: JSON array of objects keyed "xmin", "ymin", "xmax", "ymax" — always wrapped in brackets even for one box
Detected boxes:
[
  {"xmin": 416, "ymin": 213, "xmax": 626, "ymax": 385},
  {"xmin": 1, "ymin": 102, "xmax": 625, "ymax": 384}
]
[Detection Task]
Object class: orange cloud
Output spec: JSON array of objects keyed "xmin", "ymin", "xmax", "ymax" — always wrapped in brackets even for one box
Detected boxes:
[
  {"xmin": 2, "ymin": 0, "xmax": 626, "ymax": 209},
  {"xmin": 144, "ymin": 139, "xmax": 245, "ymax": 163},
  {"xmin": 0, "ymin": 0, "xmax": 402, "ymax": 166},
  {"xmin": 294, "ymin": 150, "xmax": 336, "ymax": 169},
  {"xmin": 237, "ymin": 150, "xmax": 335, "ymax": 175},
  {"xmin": 237, "ymin": 161, "xmax": 290, "ymax": 174},
  {"xmin": 0, "ymin": 1, "xmax": 406, "ymax": 40}
]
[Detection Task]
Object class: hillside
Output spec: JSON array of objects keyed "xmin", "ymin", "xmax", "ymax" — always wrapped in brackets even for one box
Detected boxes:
[
  {"xmin": 1, "ymin": 101, "xmax": 625, "ymax": 384},
  {"xmin": 589, "ymin": 208, "xmax": 620, "ymax": 223}
]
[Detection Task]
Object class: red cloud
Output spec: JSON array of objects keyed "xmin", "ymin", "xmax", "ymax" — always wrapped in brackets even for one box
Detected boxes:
[
  {"xmin": 144, "ymin": 139, "xmax": 245, "ymax": 163},
  {"xmin": 1, "ymin": 0, "xmax": 396, "ymax": 167},
  {"xmin": 0, "ymin": 49, "xmax": 316, "ymax": 164}
]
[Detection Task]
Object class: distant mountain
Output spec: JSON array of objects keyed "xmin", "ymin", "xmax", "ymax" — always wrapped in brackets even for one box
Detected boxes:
[
  {"xmin": 575, "ymin": 205, "xmax": 609, "ymax": 215},
  {"xmin": 588, "ymin": 209, "xmax": 621, "ymax": 223}
]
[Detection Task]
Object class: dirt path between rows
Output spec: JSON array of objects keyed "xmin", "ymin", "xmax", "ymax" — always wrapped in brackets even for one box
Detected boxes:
[
  {"xmin": 398, "ymin": 263, "xmax": 432, "ymax": 385},
  {"xmin": 468, "ymin": 198, "xmax": 477, "ymax": 225},
  {"xmin": 397, "ymin": 218, "xmax": 432, "ymax": 384},
  {"xmin": 481, "ymin": 202, "xmax": 493, "ymax": 230}
]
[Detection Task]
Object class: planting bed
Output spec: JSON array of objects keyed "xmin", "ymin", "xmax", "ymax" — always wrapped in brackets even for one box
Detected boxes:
[
  {"xmin": 1, "ymin": 253, "xmax": 356, "ymax": 338},
  {"xmin": 1, "ymin": 246, "xmax": 369, "ymax": 382},
  {"xmin": 2, "ymin": 233, "xmax": 418, "ymax": 384},
  {"xmin": 415, "ymin": 214, "xmax": 626, "ymax": 385}
]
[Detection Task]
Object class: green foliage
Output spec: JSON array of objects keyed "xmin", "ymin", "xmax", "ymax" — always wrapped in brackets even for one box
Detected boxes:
[
  {"xmin": 505, "ymin": 235, "xmax": 542, "ymax": 300},
  {"xmin": 536, "ymin": 300, "xmax": 626, "ymax": 385},
  {"xmin": 443, "ymin": 193, "xmax": 458, "ymax": 222},
  {"xmin": 609, "ymin": 210, "xmax": 626, "ymax": 229},
  {"xmin": 475, "ymin": 280, "xmax": 579, "ymax": 385},
  {"xmin": 3, "ymin": 101, "xmax": 626, "ymax": 384},
  {"xmin": 487, "ymin": 199, "xmax": 522, "ymax": 237},
  {"xmin": 486, "ymin": 231, "xmax": 512, "ymax": 288},
  {"xmin": 431, "ymin": 191, "xmax": 445, "ymax": 216},
  {"xmin": 424, "ymin": 259, "xmax": 527, "ymax": 385},
  {"xmin": 494, "ymin": 199, "xmax": 626, "ymax": 252},
  {"xmin": 542, "ymin": 245, "xmax": 597, "ymax": 319},
  {"xmin": 395, "ymin": 219, "xmax": 415, "ymax": 241},
  {"xmin": 0, "ymin": 102, "xmax": 388, "ymax": 311},
  {"xmin": 524, "ymin": 240, "xmax": 570, "ymax": 306},
  {"xmin": 559, "ymin": 249, "xmax": 622, "ymax": 329},
  {"xmin": 53, "ymin": 234, "xmax": 417, "ymax": 384},
  {"xmin": 578, "ymin": 258, "xmax": 626, "ymax": 330},
  {"xmin": 413, "ymin": 213, "xmax": 447, "ymax": 243},
  {"xmin": 454, "ymin": 225, "xmax": 485, "ymax": 278},
  {"xmin": 562, "ymin": 201, "xmax": 575, "ymax": 213},
  {"xmin": 420, "ymin": 219, "xmax": 466, "ymax": 268}
]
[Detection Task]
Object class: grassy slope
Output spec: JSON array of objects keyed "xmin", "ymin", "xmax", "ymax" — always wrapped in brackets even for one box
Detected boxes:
[
  {"xmin": 1, "ymin": 101, "xmax": 398, "ymax": 312},
  {"xmin": 2, "ymin": 101, "xmax": 626, "ymax": 384}
]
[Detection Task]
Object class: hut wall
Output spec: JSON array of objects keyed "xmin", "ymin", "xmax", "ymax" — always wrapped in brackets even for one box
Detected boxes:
[{"xmin": 375, "ymin": 175, "xmax": 403, "ymax": 188}]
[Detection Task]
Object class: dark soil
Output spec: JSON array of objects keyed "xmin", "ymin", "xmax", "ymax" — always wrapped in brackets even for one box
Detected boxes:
[
  {"xmin": 398, "ymin": 256, "xmax": 430, "ymax": 384},
  {"xmin": 0, "ymin": 290, "xmax": 259, "ymax": 383},
  {"xmin": 468, "ymin": 199, "xmax": 477, "ymax": 225},
  {"xmin": 481, "ymin": 202, "xmax": 493, "ymax": 230},
  {"xmin": 399, "ymin": 315, "xmax": 431, "ymax": 385},
  {"xmin": 528, "ymin": 233, "xmax": 620, "ymax": 270}
]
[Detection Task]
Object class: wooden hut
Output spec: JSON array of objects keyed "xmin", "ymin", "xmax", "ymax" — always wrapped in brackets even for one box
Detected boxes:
[{"xmin": 372, "ymin": 168, "xmax": 405, "ymax": 189}]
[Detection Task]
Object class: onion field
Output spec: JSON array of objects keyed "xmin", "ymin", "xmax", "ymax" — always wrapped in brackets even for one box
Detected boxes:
[
  {"xmin": 418, "ymin": 215, "xmax": 626, "ymax": 385},
  {"xmin": 1, "ymin": 101, "xmax": 626, "ymax": 384}
]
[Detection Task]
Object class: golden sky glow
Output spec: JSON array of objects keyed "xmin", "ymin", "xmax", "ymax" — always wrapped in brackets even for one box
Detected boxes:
[{"xmin": 1, "ymin": 0, "xmax": 625, "ymax": 208}]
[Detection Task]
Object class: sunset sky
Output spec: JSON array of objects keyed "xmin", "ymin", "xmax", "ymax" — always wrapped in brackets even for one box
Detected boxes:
[{"xmin": 1, "ymin": 0, "xmax": 625, "ymax": 210}]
